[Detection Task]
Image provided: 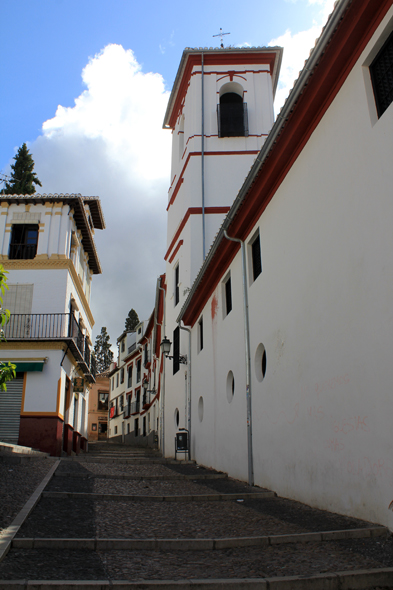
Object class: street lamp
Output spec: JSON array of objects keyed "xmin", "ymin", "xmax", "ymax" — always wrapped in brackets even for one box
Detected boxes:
[
  {"xmin": 160, "ymin": 336, "xmax": 187, "ymax": 364},
  {"xmin": 142, "ymin": 377, "xmax": 155, "ymax": 394}
]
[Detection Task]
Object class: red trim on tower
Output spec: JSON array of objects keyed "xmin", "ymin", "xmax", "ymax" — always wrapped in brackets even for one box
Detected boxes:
[
  {"xmin": 169, "ymin": 240, "xmax": 184, "ymax": 264},
  {"xmin": 165, "ymin": 207, "xmax": 230, "ymax": 261},
  {"xmin": 167, "ymin": 53, "xmax": 278, "ymax": 129},
  {"xmin": 167, "ymin": 151, "xmax": 260, "ymax": 210},
  {"xmin": 181, "ymin": 0, "xmax": 392, "ymax": 327}
]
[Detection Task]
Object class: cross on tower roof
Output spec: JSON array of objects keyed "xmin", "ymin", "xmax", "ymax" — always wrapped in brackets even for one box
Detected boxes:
[{"xmin": 213, "ymin": 28, "xmax": 230, "ymax": 48}]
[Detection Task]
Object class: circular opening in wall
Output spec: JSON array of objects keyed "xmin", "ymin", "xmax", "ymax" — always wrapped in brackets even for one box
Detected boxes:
[
  {"xmin": 226, "ymin": 370, "xmax": 235, "ymax": 403},
  {"xmin": 255, "ymin": 344, "xmax": 267, "ymax": 382},
  {"xmin": 198, "ymin": 396, "xmax": 204, "ymax": 422},
  {"xmin": 174, "ymin": 408, "xmax": 179, "ymax": 428}
]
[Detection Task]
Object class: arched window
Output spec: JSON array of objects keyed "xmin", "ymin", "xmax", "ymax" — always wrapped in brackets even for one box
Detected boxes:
[{"xmin": 217, "ymin": 92, "xmax": 248, "ymax": 137}]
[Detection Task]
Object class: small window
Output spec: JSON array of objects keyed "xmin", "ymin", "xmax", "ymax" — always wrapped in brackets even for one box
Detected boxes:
[
  {"xmin": 198, "ymin": 317, "xmax": 203, "ymax": 352},
  {"xmin": 174, "ymin": 264, "xmax": 180, "ymax": 306},
  {"xmin": 251, "ymin": 233, "xmax": 262, "ymax": 281},
  {"xmin": 114, "ymin": 425, "xmax": 118, "ymax": 435},
  {"xmin": 370, "ymin": 30, "xmax": 393, "ymax": 118},
  {"xmin": 224, "ymin": 275, "xmax": 232, "ymax": 316},
  {"xmin": 134, "ymin": 418, "xmax": 139, "ymax": 435},
  {"xmin": 9, "ymin": 224, "xmax": 39, "ymax": 259},
  {"xmin": 98, "ymin": 392, "xmax": 108, "ymax": 411},
  {"xmin": 121, "ymin": 340, "xmax": 125, "ymax": 352},
  {"xmin": 128, "ymin": 365, "xmax": 133, "ymax": 388},
  {"xmin": 144, "ymin": 344, "xmax": 149, "ymax": 366},
  {"xmin": 120, "ymin": 368, "xmax": 124, "ymax": 384},
  {"xmin": 173, "ymin": 326, "xmax": 180, "ymax": 374},
  {"xmin": 119, "ymin": 395, "xmax": 124, "ymax": 412},
  {"xmin": 116, "ymin": 372, "xmax": 119, "ymax": 387},
  {"xmin": 217, "ymin": 93, "xmax": 248, "ymax": 137},
  {"xmin": 136, "ymin": 359, "xmax": 141, "ymax": 383}
]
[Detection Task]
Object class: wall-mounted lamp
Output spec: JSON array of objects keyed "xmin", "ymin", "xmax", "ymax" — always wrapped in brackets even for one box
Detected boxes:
[
  {"xmin": 160, "ymin": 336, "xmax": 187, "ymax": 364},
  {"xmin": 142, "ymin": 377, "xmax": 156, "ymax": 394}
]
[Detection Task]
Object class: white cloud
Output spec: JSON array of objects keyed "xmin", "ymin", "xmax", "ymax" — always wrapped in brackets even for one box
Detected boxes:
[
  {"xmin": 31, "ymin": 44, "xmax": 171, "ymax": 346},
  {"xmin": 271, "ymin": 0, "xmax": 336, "ymax": 113}
]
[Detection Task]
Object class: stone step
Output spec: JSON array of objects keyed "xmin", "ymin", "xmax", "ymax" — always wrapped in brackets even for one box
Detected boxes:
[
  {"xmin": 0, "ymin": 442, "xmax": 49, "ymax": 457},
  {"xmin": 53, "ymin": 472, "xmax": 228, "ymax": 480},
  {"xmin": 41, "ymin": 490, "xmax": 276, "ymax": 502},
  {"xmin": 12, "ymin": 526, "xmax": 388, "ymax": 550}
]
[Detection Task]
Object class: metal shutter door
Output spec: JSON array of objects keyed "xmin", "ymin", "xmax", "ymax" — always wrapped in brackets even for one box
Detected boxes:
[{"xmin": 0, "ymin": 376, "xmax": 23, "ymax": 443}]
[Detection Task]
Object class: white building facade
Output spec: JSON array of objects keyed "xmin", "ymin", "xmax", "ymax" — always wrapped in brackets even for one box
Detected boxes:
[
  {"xmin": 0, "ymin": 193, "xmax": 105, "ymax": 455},
  {"xmin": 108, "ymin": 275, "xmax": 165, "ymax": 447},
  {"xmin": 163, "ymin": 0, "xmax": 393, "ymax": 529},
  {"xmin": 163, "ymin": 46, "xmax": 283, "ymax": 455}
]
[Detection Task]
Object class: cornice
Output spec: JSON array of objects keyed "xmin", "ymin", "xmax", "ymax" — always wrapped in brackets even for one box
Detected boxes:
[
  {"xmin": 1, "ymin": 258, "xmax": 95, "ymax": 327},
  {"xmin": 0, "ymin": 341, "xmax": 65, "ymax": 350}
]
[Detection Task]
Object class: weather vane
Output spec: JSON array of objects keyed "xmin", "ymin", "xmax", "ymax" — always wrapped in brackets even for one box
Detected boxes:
[{"xmin": 213, "ymin": 28, "xmax": 230, "ymax": 48}]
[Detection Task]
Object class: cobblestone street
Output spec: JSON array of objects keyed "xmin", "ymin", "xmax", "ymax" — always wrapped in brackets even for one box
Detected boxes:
[{"xmin": 1, "ymin": 442, "xmax": 393, "ymax": 589}]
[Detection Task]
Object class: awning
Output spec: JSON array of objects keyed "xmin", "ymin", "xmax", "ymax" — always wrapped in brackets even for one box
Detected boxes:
[{"xmin": 0, "ymin": 359, "xmax": 46, "ymax": 372}]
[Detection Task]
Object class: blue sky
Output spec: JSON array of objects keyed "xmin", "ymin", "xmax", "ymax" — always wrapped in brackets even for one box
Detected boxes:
[{"xmin": 0, "ymin": 0, "xmax": 334, "ymax": 346}]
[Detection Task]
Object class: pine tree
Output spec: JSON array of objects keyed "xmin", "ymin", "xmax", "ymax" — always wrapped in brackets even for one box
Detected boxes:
[
  {"xmin": 2, "ymin": 143, "xmax": 42, "ymax": 195},
  {"xmin": 125, "ymin": 308, "xmax": 139, "ymax": 331},
  {"xmin": 94, "ymin": 327, "xmax": 114, "ymax": 373}
]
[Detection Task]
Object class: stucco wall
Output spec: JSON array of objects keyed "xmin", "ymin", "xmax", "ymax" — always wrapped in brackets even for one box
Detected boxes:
[{"xmin": 183, "ymin": 8, "xmax": 393, "ymax": 528}]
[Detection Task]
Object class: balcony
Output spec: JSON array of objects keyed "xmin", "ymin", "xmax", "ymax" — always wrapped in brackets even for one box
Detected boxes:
[
  {"xmin": 130, "ymin": 401, "xmax": 140, "ymax": 415},
  {"xmin": 142, "ymin": 391, "xmax": 152, "ymax": 408},
  {"xmin": 3, "ymin": 313, "xmax": 96, "ymax": 381}
]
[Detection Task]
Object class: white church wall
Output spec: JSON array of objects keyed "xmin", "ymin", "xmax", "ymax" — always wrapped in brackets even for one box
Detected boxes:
[{"xmin": 189, "ymin": 8, "xmax": 393, "ymax": 527}]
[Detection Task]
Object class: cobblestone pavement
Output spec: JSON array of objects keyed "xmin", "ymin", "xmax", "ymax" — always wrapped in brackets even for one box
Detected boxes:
[
  {"xmin": 0, "ymin": 456, "xmax": 56, "ymax": 536},
  {"xmin": 0, "ymin": 442, "xmax": 392, "ymax": 588}
]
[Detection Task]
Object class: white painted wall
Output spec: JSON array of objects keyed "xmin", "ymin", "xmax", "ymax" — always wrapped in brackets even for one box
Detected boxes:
[
  {"xmin": 164, "ymin": 52, "xmax": 279, "ymax": 457},
  {"xmin": 183, "ymin": 9, "xmax": 393, "ymax": 528}
]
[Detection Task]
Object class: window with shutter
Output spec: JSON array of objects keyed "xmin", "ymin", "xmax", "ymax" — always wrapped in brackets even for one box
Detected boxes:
[
  {"xmin": 173, "ymin": 326, "xmax": 180, "ymax": 374},
  {"xmin": 225, "ymin": 276, "xmax": 232, "ymax": 316},
  {"xmin": 370, "ymin": 30, "xmax": 393, "ymax": 118},
  {"xmin": 251, "ymin": 234, "xmax": 262, "ymax": 281}
]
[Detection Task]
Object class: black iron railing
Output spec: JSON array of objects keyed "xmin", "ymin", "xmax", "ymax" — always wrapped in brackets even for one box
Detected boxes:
[
  {"xmin": 130, "ymin": 401, "xmax": 140, "ymax": 415},
  {"xmin": 4, "ymin": 313, "xmax": 95, "ymax": 378},
  {"xmin": 9, "ymin": 243, "xmax": 37, "ymax": 260}
]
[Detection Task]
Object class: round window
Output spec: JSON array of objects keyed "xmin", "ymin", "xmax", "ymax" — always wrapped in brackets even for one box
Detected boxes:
[
  {"xmin": 198, "ymin": 396, "xmax": 204, "ymax": 422},
  {"xmin": 226, "ymin": 371, "xmax": 235, "ymax": 403},
  {"xmin": 255, "ymin": 343, "xmax": 267, "ymax": 382}
]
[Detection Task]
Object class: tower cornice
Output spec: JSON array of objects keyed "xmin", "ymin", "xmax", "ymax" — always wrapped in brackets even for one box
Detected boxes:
[{"xmin": 163, "ymin": 47, "xmax": 283, "ymax": 130}]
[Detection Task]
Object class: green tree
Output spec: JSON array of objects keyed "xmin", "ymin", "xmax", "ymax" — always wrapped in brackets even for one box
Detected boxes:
[
  {"xmin": 2, "ymin": 143, "xmax": 42, "ymax": 195},
  {"xmin": 0, "ymin": 265, "xmax": 16, "ymax": 391},
  {"xmin": 94, "ymin": 327, "xmax": 114, "ymax": 373},
  {"xmin": 125, "ymin": 308, "xmax": 139, "ymax": 331}
]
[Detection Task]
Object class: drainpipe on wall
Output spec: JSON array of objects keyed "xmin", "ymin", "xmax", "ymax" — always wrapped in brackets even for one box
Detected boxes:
[
  {"xmin": 223, "ymin": 230, "xmax": 254, "ymax": 487},
  {"xmin": 201, "ymin": 52, "xmax": 206, "ymax": 261},
  {"xmin": 178, "ymin": 323, "xmax": 191, "ymax": 459},
  {"xmin": 158, "ymin": 284, "xmax": 166, "ymax": 457}
]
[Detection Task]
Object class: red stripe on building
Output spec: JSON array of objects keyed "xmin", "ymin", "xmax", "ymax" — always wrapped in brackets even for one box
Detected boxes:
[{"xmin": 165, "ymin": 207, "xmax": 230, "ymax": 261}]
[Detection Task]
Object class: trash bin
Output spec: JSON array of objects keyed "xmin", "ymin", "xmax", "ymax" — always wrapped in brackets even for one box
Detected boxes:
[{"xmin": 175, "ymin": 430, "xmax": 189, "ymax": 460}]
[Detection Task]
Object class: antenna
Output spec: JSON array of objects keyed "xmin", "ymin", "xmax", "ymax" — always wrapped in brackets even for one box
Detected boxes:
[
  {"xmin": 213, "ymin": 28, "xmax": 230, "ymax": 48},
  {"xmin": 0, "ymin": 173, "xmax": 11, "ymax": 186}
]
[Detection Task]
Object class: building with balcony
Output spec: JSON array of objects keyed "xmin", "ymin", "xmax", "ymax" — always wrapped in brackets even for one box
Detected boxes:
[
  {"xmin": 0, "ymin": 193, "xmax": 105, "ymax": 455},
  {"xmin": 108, "ymin": 275, "xmax": 165, "ymax": 447},
  {"xmin": 87, "ymin": 371, "xmax": 109, "ymax": 441}
]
